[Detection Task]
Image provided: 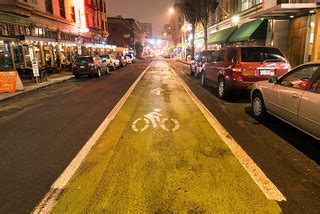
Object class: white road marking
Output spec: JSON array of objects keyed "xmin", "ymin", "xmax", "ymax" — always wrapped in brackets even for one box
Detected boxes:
[
  {"xmin": 170, "ymin": 65, "xmax": 287, "ymax": 202},
  {"xmin": 150, "ymin": 87, "xmax": 165, "ymax": 95},
  {"xmin": 32, "ymin": 62, "xmax": 154, "ymax": 214}
]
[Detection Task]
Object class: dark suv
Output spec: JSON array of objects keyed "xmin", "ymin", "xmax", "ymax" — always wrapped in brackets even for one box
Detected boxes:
[
  {"xmin": 202, "ymin": 46, "xmax": 291, "ymax": 99},
  {"xmin": 72, "ymin": 56, "xmax": 109, "ymax": 79}
]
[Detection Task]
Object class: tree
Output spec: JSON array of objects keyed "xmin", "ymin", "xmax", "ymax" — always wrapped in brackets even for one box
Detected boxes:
[
  {"xmin": 197, "ymin": 0, "xmax": 219, "ymax": 50},
  {"xmin": 176, "ymin": 0, "xmax": 200, "ymax": 59}
]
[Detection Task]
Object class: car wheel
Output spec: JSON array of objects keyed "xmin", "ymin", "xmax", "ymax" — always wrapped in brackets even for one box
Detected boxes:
[
  {"xmin": 201, "ymin": 72, "xmax": 207, "ymax": 87},
  {"xmin": 218, "ymin": 77, "xmax": 231, "ymax": 99},
  {"xmin": 96, "ymin": 68, "xmax": 101, "ymax": 78},
  {"xmin": 252, "ymin": 92, "xmax": 267, "ymax": 121},
  {"xmin": 194, "ymin": 66, "xmax": 199, "ymax": 79},
  {"xmin": 106, "ymin": 67, "xmax": 110, "ymax": 74},
  {"xmin": 75, "ymin": 74, "xmax": 81, "ymax": 79},
  {"xmin": 190, "ymin": 65, "xmax": 194, "ymax": 75}
]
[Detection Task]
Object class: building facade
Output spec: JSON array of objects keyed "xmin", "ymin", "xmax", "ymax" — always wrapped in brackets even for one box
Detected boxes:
[
  {"xmin": 107, "ymin": 16, "xmax": 142, "ymax": 54},
  {"xmin": 0, "ymin": 0, "xmax": 110, "ymax": 74},
  {"xmin": 195, "ymin": 0, "xmax": 320, "ymax": 67}
]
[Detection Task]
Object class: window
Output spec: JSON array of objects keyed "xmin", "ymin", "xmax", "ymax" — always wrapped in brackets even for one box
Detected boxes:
[
  {"xmin": 59, "ymin": 0, "xmax": 66, "ymax": 18},
  {"xmin": 310, "ymin": 75, "xmax": 320, "ymax": 94},
  {"xmin": 70, "ymin": 6, "xmax": 76, "ymax": 22},
  {"xmin": 241, "ymin": 47, "xmax": 285, "ymax": 63},
  {"xmin": 0, "ymin": 42, "xmax": 13, "ymax": 71},
  {"xmin": 45, "ymin": 0, "xmax": 53, "ymax": 14},
  {"xmin": 216, "ymin": 50, "xmax": 225, "ymax": 62},
  {"xmin": 227, "ymin": 48, "xmax": 238, "ymax": 63},
  {"xmin": 279, "ymin": 65, "xmax": 319, "ymax": 90}
]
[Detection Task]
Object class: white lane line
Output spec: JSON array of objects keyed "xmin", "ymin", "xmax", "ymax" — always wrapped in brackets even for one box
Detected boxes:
[
  {"xmin": 33, "ymin": 62, "xmax": 154, "ymax": 214},
  {"xmin": 170, "ymin": 66, "xmax": 286, "ymax": 202}
]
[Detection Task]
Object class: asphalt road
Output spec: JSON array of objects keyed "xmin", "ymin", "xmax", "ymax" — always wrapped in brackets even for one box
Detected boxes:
[
  {"xmin": 167, "ymin": 60, "xmax": 320, "ymax": 214},
  {"xmin": 0, "ymin": 59, "xmax": 152, "ymax": 213}
]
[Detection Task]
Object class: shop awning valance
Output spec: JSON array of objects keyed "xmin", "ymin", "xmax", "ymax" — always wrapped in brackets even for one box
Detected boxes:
[
  {"xmin": 229, "ymin": 19, "xmax": 268, "ymax": 43},
  {"xmin": 208, "ymin": 26, "xmax": 237, "ymax": 44}
]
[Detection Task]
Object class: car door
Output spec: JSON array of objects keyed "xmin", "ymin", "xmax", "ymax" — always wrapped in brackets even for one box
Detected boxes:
[
  {"xmin": 298, "ymin": 70, "xmax": 320, "ymax": 139},
  {"xmin": 268, "ymin": 65, "xmax": 318, "ymax": 126},
  {"xmin": 212, "ymin": 50, "xmax": 226, "ymax": 83},
  {"xmin": 205, "ymin": 51, "xmax": 219, "ymax": 86}
]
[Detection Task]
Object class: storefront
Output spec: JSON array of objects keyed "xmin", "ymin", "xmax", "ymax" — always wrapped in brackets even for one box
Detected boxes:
[
  {"xmin": 0, "ymin": 39, "xmax": 14, "ymax": 71},
  {"xmin": 252, "ymin": 2, "xmax": 320, "ymax": 67}
]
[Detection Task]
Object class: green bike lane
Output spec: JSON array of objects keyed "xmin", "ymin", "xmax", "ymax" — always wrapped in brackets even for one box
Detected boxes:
[{"xmin": 51, "ymin": 60, "xmax": 281, "ymax": 213}]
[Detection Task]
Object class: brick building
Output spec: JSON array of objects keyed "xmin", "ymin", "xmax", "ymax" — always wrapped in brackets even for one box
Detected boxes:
[{"xmin": 0, "ymin": 0, "xmax": 109, "ymax": 73}]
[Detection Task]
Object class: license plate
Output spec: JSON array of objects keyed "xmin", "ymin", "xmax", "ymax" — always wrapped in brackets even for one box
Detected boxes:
[
  {"xmin": 260, "ymin": 69, "xmax": 272, "ymax": 76},
  {"xmin": 80, "ymin": 66, "xmax": 85, "ymax": 68}
]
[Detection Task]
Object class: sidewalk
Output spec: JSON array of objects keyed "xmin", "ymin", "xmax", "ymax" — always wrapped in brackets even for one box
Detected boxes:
[
  {"xmin": 176, "ymin": 59, "xmax": 192, "ymax": 65},
  {"xmin": 46, "ymin": 61, "xmax": 280, "ymax": 213},
  {"xmin": 0, "ymin": 72, "xmax": 74, "ymax": 102}
]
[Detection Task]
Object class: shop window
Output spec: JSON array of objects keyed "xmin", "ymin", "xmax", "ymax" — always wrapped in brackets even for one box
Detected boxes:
[{"xmin": 0, "ymin": 42, "xmax": 13, "ymax": 71}]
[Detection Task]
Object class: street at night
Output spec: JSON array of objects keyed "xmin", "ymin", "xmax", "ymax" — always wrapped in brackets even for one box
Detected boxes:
[{"xmin": 0, "ymin": 0, "xmax": 320, "ymax": 213}]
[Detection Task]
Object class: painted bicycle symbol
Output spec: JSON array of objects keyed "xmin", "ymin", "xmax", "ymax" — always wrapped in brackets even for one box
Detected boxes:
[{"xmin": 132, "ymin": 109, "xmax": 180, "ymax": 132}]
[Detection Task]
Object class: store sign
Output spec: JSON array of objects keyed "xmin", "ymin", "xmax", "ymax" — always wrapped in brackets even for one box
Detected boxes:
[
  {"xmin": 32, "ymin": 58, "xmax": 40, "ymax": 77},
  {"xmin": 0, "ymin": 72, "xmax": 17, "ymax": 93}
]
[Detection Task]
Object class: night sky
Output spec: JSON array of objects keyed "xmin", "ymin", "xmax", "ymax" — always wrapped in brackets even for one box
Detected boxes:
[{"xmin": 107, "ymin": 0, "xmax": 173, "ymax": 37}]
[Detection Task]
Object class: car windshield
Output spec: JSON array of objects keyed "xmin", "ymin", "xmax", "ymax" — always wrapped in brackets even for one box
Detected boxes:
[
  {"xmin": 241, "ymin": 48, "xmax": 286, "ymax": 63},
  {"xmin": 75, "ymin": 57, "xmax": 93, "ymax": 64}
]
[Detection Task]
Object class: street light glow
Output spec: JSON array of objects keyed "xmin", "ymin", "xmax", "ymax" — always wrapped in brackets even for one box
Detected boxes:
[
  {"xmin": 231, "ymin": 15, "xmax": 240, "ymax": 25},
  {"xmin": 168, "ymin": 7, "xmax": 174, "ymax": 15}
]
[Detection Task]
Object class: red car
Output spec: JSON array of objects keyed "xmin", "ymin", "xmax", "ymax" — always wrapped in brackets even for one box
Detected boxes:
[
  {"xmin": 190, "ymin": 50, "xmax": 216, "ymax": 78},
  {"xmin": 201, "ymin": 46, "xmax": 291, "ymax": 99}
]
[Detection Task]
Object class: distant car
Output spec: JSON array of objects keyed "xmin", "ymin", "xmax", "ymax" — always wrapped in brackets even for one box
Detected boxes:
[
  {"xmin": 117, "ymin": 55, "xmax": 127, "ymax": 67},
  {"xmin": 251, "ymin": 62, "xmax": 320, "ymax": 140},
  {"xmin": 72, "ymin": 56, "xmax": 109, "ymax": 79},
  {"xmin": 190, "ymin": 50, "xmax": 216, "ymax": 78},
  {"xmin": 126, "ymin": 55, "xmax": 133, "ymax": 64},
  {"xmin": 125, "ymin": 54, "xmax": 136, "ymax": 63},
  {"xmin": 101, "ymin": 54, "xmax": 120, "ymax": 71},
  {"xmin": 202, "ymin": 46, "xmax": 291, "ymax": 99}
]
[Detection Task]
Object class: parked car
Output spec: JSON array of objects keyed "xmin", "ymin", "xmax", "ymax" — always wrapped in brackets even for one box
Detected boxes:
[
  {"xmin": 101, "ymin": 54, "xmax": 120, "ymax": 71},
  {"xmin": 251, "ymin": 62, "xmax": 320, "ymax": 140},
  {"xmin": 190, "ymin": 50, "xmax": 216, "ymax": 78},
  {"xmin": 201, "ymin": 46, "xmax": 291, "ymax": 99},
  {"xmin": 72, "ymin": 56, "xmax": 109, "ymax": 79},
  {"xmin": 126, "ymin": 54, "xmax": 136, "ymax": 63},
  {"xmin": 126, "ymin": 55, "xmax": 133, "ymax": 64},
  {"xmin": 116, "ymin": 55, "xmax": 127, "ymax": 67}
]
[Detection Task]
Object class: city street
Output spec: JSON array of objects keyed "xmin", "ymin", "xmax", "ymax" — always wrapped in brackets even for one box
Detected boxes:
[{"xmin": 1, "ymin": 58, "xmax": 318, "ymax": 213}]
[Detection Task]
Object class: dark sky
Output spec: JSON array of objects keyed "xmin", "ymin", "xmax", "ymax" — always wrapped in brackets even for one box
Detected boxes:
[{"xmin": 108, "ymin": 0, "xmax": 173, "ymax": 37}]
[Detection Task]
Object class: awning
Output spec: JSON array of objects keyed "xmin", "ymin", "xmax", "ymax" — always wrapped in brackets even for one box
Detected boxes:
[
  {"xmin": 250, "ymin": 3, "xmax": 318, "ymax": 19},
  {"xmin": 208, "ymin": 26, "xmax": 237, "ymax": 44},
  {"xmin": 229, "ymin": 19, "xmax": 268, "ymax": 43}
]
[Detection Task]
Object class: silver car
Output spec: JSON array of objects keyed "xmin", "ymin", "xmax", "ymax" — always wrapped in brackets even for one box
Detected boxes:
[{"xmin": 251, "ymin": 62, "xmax": 320, "ymax": 140}]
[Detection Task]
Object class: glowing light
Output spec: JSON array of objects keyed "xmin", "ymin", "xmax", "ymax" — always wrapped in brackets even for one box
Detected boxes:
[
  {"xmin": 74, "ymin": 0, "xmax": 87, "ymax": 29},
  {"xmin": 169, "ymin": 7, "xmax": 174, "ymax": 15},
  {"xmin": 231, "ymin": 15, "xmax": 240, "ymax": 25}
]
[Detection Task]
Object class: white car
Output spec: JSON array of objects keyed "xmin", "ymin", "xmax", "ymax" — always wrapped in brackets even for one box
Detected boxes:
[
  {"xmin": 100, "ymin": 54, "xmax": 120, "ymax": 71},
  {"xmin": 251, "ymin": 62, "xmax": 320, "ymax": 140}
]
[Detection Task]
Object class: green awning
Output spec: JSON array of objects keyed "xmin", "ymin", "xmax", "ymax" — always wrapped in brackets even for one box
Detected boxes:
[
  {"xmin": 229, "ymin": 19, "xmax": 268, "ymax": 43},
  {"xmin": 208, "ymin": 27, "xmax": 237, "ymax": 44}
]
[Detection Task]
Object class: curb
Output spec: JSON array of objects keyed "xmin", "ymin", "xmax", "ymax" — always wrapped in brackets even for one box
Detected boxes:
[
  {"xmin": 0, "ymin": 76, "xmax": 74, "ymax": 102},
  {"xmin": 177, "ymin": 60, "xmax": 191, "ymax": 66}
]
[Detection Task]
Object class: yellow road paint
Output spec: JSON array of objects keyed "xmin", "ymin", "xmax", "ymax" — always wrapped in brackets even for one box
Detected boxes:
[{"xmin": 50, "ymin": 61, "xmax": 282, "ymax": 213}]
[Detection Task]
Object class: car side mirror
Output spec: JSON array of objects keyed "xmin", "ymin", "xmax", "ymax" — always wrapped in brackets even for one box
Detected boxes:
[{"xmin": 268, "ymin": 77, "xmax": 278, "ymax": 84}]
